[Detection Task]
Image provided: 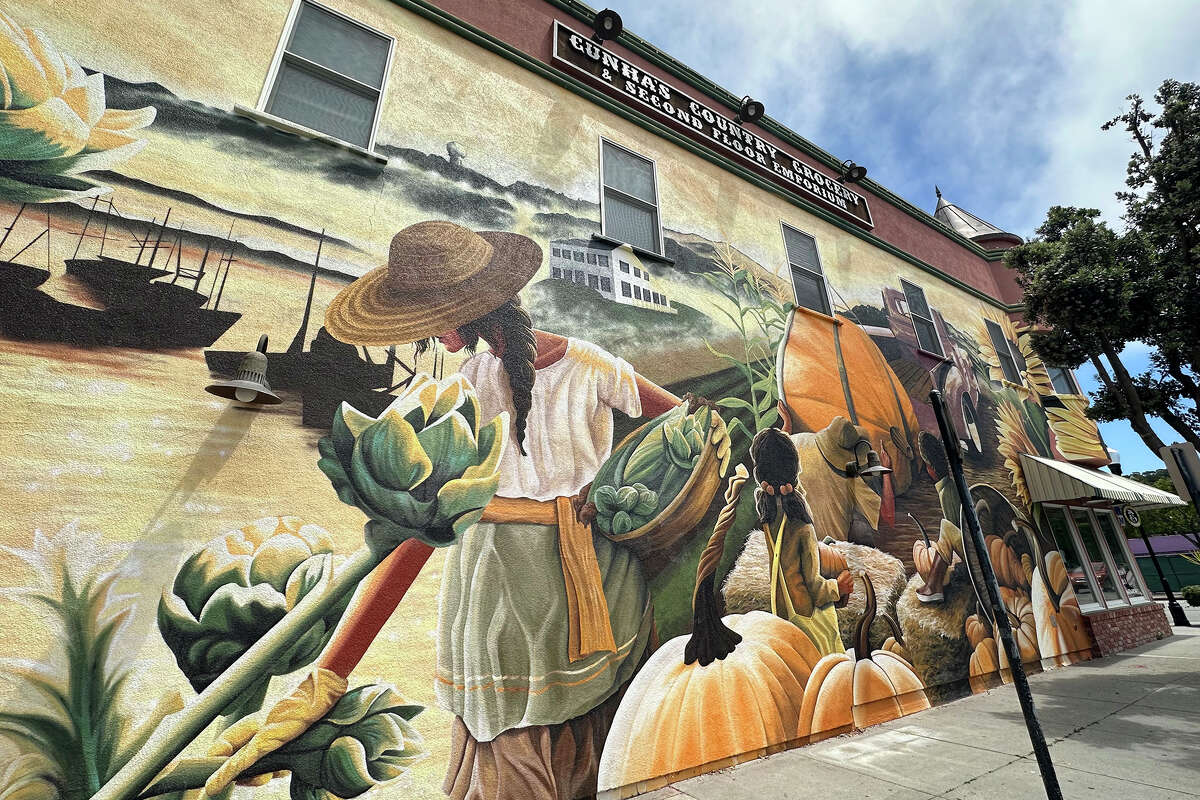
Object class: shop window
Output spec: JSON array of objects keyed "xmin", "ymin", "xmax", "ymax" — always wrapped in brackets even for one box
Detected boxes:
[
  {"xmin": 260, "ymin": 0, "xmax": 393, "ymax": 150},
  {"xmin": 588, "ymin": 274, "xmax": 600, "ymax": 290},
  {"xmin": 781, "ymin": 223, "xmax": 831, "ymax": 316},
  {"xmin": 1069, "ymin": 508, "xmax": 1122, "ymax": 603},
  {"xmin": 621, "ymin": 281, "xmax": 632, "ymax": 297},
  {"xmin": 1041, "ymin": 506, "xmax": 1098, "ymax": 607},
  {"xmin": 619, "ymin": 261, "xmax": 630, "ymax": 273},
  {"xmin": 984, "ymin": 319, "xmax": 1023, "ymax": 383},
  {"xmin": 600, "ymin": 276, "xmax": 612, "ymax": 293},
  {"xmin": 1047, "ymin": 365, "xmax": 1079, "ymax": 395},
  {"xmin": 1095, "ymin": 512, "xmax": 1145, "ymax": 600},
  {"xmin": 900, "ymin": 279, "xmax": 944, "ymax": 356},
  {"xmin": 600, "ymin": 138, "xmax": 662, "ymax": 254}
]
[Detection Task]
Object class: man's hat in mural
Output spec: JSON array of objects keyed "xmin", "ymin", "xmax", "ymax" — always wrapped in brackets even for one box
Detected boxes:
[{"xmin": 325, "ymin": 220, "xmax": 542, "ymax": 345}]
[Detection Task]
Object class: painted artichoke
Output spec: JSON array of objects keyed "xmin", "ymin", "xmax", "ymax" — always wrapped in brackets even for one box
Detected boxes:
[
  {"xmin": 263, "ymin": 684, "xmax": 426, "ymax": 800},
  {"xmin": 157, "ymin": 516, "xmax": 349, "ymax": 709},
  {"xmin": 318, "ymin": 374, "xmax": 508, "ymax": 553},
  {"xmin": 0, "ymin": 10, "xmax": 155, "ymax": 202}
]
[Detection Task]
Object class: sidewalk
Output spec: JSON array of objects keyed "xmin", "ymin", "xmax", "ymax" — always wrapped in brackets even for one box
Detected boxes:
[{"xmin": 648, "ymin": 627, "xmax": 1200, "ymax": 799}]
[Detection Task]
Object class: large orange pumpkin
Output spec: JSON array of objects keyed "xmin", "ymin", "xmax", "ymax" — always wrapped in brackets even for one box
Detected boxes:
[
  {"xmin": 1031, "ymin": 551, "xmax": 1093, "ymax": 666},
  {"xmin": 965, "ymin": 587, "xmax": 1041, "ymax": 693},
  {"xmin": 598, "ymin": 467, "xmax": 822, "ymax": 792},
  {"xmin": 797, "ymin": 573, "xmax": 929, "ymax": 742}
]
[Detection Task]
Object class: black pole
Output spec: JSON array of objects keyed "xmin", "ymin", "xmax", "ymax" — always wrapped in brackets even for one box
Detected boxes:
[
  {"xmin": 1140, "ymin": 528, "xmax": 1191, "ymax": 626},
  {"xmin": 930, "ymin": 389, "xmax": 1063, "ymax": 800}
]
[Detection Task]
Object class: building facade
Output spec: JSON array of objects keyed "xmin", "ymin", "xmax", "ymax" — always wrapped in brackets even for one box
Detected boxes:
[{"xmin": 0, "ymin": 2, "xmax": 1183, "ymax": 799}]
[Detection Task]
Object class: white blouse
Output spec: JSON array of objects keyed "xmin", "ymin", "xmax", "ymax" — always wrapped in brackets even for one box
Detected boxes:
[{"xmin": 460, "ymin": 338, "xmax": 642, "ymax": 501}]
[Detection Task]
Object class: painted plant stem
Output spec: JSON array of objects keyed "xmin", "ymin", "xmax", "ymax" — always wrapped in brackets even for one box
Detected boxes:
[{"xmin": 91, "ymin": 545, "xmax": 382, "ymax": 800}]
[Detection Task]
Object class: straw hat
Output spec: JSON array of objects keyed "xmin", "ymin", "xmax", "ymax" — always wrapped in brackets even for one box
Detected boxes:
[{"xmin": 324, "ymin": 221, "xmax": 542, "ymax": 345}]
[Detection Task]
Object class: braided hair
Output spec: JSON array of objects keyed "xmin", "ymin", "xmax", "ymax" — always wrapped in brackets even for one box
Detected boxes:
[
  {"xmin": 417, "ymin": 296, "xmax": 537, "ymax": 455},
  {"xmin": 749, "ymin": 427, "xmax": 811, "ymax": 527}
]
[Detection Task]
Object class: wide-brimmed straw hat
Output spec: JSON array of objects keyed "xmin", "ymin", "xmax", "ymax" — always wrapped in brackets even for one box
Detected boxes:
[{"xmin": 324, "ymin": 221, "xmax": 542, "ymax": 345}]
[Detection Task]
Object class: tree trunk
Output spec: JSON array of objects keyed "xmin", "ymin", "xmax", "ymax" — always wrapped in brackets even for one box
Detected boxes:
[
  {"xmin": 1090, "ymin": 352, "xmax": 1168, "ymax": 453},
  {"xmin": 1158, "ymin": 403, "xmax": 1200, "ymax": 449}
]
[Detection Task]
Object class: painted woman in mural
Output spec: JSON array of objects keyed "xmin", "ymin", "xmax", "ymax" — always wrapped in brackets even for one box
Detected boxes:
[{"xmin": 319, "ymin": 220, "xmax": 681, "ymax": 799}]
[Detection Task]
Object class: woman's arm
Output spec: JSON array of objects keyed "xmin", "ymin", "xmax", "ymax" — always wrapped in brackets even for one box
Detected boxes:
[{"xmin": 635, "ymin": 372, "xmax": 682, "ymax": 418}]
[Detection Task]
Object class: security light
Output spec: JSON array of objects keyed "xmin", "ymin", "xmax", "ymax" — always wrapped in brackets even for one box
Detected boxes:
[
  {"xmin": 592, "ymin": 9, "xmax": 623, "ymax": 42},
  {"xmin": 736, "ymin": 96, "xmax": 765, "ymax": 124},
  {"xmin": 838, "ymin": 159, "xmax": 867, "ymax": 184}
]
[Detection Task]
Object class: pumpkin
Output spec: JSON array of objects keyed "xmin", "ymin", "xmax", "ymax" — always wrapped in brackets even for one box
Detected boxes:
[
  {"xmin": 797, "ymin": 573, "xmax": 930, "ymax": 742},
  {"xmin": 817, "ymin": 541, "xmax": 848, "ymax": 577},
  {"xmin": 968, "ymin": 636, "xmax": 1003, "ymax": 693},
  {"xmin": 965, "ymin": 587, "xmax": 1040, "ymax": 693},
  {"xmin": 598, "ymin": 466, "xmax": 822, "ymax": 791},
  {"xmin": 986, "ymin": 535, "xmax": 1030, "ymax": 590},
  {"xmin": 1031, "ymin": 551, "xmax": 1092, "ymax": 666}
]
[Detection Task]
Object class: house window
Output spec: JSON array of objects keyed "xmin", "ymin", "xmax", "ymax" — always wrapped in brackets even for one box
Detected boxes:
[
  {"xmin": 781, "ymin": 223, "xmax": 831, "ymax": 316},
  {"xmin": 600, "ymin": 276, "xmax": 612, "ymax": 292},
  {"xmin": 899, "ymin": 280, "xmax": 943, "ymax": 356},
  {"xmin": 587, "ymin": 253, "xmax": 597, "ymax": 264},
  {"xmin": 633, "ymin": 266, "xmax": 642, "ymax": 278},
  {"xmin": 261, "ymin": 0, "xmax": 393, "ymax": 150},
  {"xmin": 573, "ymin": 251, "xmax": 585, "ymax": 263},
  {"xmin": 575, "ymin": 270, "xmax": 585, "ymax": 284},
  {"xmin": 601, "ymin": 139, "xmax": 662, "ymax": 254},
  {"xmin": 1047, "ymin": 365, "xmax": 1078, "ymax": 395},
  {"xmin": 598, "ymin": 255, "xmax": 609, "ymax": 267},
  {"xmin": 984, "ymin": 319, "xmax": 1023, "ymax": 383},
  {"xmin": 551, "ymin": 267, "xmax": 561, "ymax": 278},
  {"xmin": 552, "ymin": 247, "xmax": 561, "ymax": 257},
  {"xmin": 633, "ymin": 286, "xmax": 643, "ymax": 300},
  {"xmin": 619, "ymin": 261, "xmax": 630, "ymax": 273},
  {"xmin": 588, "ymin": 274, "xmax": 600, "ymax": 290},
  {"xmin": 621, "ymin": 281, "xmax": 632, "ymax": 297}
]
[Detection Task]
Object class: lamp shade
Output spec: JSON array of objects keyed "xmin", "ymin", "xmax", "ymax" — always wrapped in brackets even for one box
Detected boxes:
[{"xmin": 205, "ymin": 334, "xmax": 281, "ymax": 405}]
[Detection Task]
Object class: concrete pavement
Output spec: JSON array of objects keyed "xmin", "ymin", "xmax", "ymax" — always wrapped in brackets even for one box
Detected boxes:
[{"xmin": 646, "ymin": 626, "xmax": 1200, "ymax": 799}]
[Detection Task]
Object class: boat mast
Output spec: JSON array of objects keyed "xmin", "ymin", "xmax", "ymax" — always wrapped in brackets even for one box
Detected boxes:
[
  {"xmin": 0, "ymin": 202, "xmax": 26, "ymax": 255},
  {"xmin": 72, "ymin": 196, "xmax": 100, "ymax": 260},
  {"xmin": 287, "ymin": 228, "xmax": 325, "ymax": 354},
  {"xmin": 98, "ymin": 196, "xmax": 113, "ymax": 257},
  {"xmin": 147, "ymin": 206, "xmax": 171, "ymax": 268},
  {"xmin": 135, "ymin": 216, "xmax": 156, "ymax": 265}
]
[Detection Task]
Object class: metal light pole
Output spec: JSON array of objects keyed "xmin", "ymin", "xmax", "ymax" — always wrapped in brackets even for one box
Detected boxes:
[
  {"xmin": 1139, "ymin": 527, "xmax": 1191, "ymax": 626},
  {"xmin": 929, "ymin": 389, "xmax": 1062, "ymax": 800}
]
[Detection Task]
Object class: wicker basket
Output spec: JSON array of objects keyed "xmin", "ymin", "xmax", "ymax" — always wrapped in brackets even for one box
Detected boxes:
[{"xmin": 601, "ymin": 410, "xmax": 731, "ymax": 564}]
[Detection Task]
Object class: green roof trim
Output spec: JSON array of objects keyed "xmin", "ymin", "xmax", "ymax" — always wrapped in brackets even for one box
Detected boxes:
[{"xmin": 388, "ymin": 0, "xmax": 1021, "ymax": 311}]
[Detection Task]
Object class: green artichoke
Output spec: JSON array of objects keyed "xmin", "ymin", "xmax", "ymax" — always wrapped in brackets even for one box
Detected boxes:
[
  {"xmin": 317, "ymin": 374, "xmax": 508, "ymax": 554},
  {"xmin": 157, "ymin": 516, "xmax": 349, "ymax": 707},
  {"xmin": 264, "ymin": 685, "xmax": 425, "ymax": 800}
]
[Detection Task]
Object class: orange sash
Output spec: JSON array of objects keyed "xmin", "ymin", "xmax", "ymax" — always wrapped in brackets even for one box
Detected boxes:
[{"xmin": 480, "ymin": 496, "xmax": 617, "ymax": 661}]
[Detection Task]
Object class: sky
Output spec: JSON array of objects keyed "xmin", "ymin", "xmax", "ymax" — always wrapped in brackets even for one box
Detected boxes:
[{"xmin": 616, "ymin": 0, "xmax": 1200, "ymax": 473}]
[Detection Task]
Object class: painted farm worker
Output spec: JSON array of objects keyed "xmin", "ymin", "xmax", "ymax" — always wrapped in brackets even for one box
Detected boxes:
[
  {"xmin": 319, "ymin": 221, "xmax": 681, "ymax": 799},
  {"xmin": 914, "ymin": 431, "xmax": 965, "ymax": 602},
  {"xmin": 751, "ymin": 427, "xmax": 853, "ymax": 656}
]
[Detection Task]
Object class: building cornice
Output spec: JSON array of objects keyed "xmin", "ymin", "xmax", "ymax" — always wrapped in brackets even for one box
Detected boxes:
[{"xmin": 388, "ymin": 0, "xmax": 1022, "ymax": 311}]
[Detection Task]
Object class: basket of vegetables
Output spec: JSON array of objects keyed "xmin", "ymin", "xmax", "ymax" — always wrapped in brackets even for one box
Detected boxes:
[{"xmin": 586, "ymin": 402, "xmax": 731, "ymax": 563}]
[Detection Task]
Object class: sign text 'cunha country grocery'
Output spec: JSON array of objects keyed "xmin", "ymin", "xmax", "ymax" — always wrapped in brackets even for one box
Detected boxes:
[{"xmin": 553, "ymin": 21, "xmax": 873, "ymax": 227}]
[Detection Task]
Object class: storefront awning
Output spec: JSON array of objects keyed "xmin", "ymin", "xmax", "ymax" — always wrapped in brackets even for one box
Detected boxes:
[{"xmin": 1020, "ymin": 453, "xmax": 1187, "ymax": 510}]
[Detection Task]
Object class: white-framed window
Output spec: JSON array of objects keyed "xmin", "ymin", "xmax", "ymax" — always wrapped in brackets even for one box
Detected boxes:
[
  {"xmin": 1039, "ymin": 504, "xmax": 1151, "ymax": 611},
  {"xmin": 780, "ymin": 222, "xmax": 831, "ymax": 316},
  {"xmin": 899, "ymin": 279, "xmax": 943, "ymax": 356},
  {"xmin": 1047, "ymin": 365, "xmax": 1079, "ymax": 395},
  {"xmin": 984, "ymin": 319, "xmax": 1023, "ymax": 383},
  {"xmin": 258, "ymin": 0, "xmax": 394, "ymax": 151},
  {"xmin": 600, "ymin": 138, "xmax": 663, "ymax": 255}
]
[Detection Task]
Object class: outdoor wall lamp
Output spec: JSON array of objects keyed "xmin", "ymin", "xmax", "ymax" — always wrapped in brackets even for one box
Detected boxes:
[
  {"xmin": 845, "ymin": 439, "xmax": 892, "ymax": 479},
  {"xmin": 592, "ymin": 9, "xmax": 623, "ymax": 42},
  {"xmin": 837, "ymin": 159, "xmax": 868, "ymax": 184},
  {"xmin": 205, "ymin": 334, "xmax": 281, "ymax": 406},
  {"xmin": 736, "ymin": 96, "xmax": 765, "ymax": 124}
]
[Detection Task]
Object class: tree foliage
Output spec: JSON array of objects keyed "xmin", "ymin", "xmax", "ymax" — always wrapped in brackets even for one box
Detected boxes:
[{"xmin": 1125, "ymin": 469, "xmax": 1200, "ymax": 544}]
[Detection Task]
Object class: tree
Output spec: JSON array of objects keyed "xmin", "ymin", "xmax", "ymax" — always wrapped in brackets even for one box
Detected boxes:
[
  {"xmin": 1006, "ymin": 79, "xmax": 1200, "ymax": 454},
  {"xmin": 1125, "ymin": 469, "xmax": 1200, "ymax": 545}
]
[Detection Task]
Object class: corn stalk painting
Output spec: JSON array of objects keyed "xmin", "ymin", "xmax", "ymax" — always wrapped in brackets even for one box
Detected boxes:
[
  {"xmin": 701, "ymin": 248, "xmax": 793, "ymax": 450},
  {"xmin": 0, "ymin": 375, "xmax": 507, "ymax": 800}
]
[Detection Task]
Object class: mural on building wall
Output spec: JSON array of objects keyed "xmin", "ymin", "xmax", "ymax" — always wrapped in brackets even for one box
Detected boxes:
[{"xmin": 0, "ymin": 7, "xmax": 1109, "ymax": 800}]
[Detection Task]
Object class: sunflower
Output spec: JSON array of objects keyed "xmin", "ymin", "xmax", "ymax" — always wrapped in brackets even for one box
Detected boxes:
[{"xmin": 995, "ymin": 399, "xmax": 1036, "ymax": 507}]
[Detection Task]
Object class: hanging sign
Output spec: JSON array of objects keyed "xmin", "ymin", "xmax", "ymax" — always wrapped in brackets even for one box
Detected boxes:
[
  {"xmin": 1119, "ymin": 505, "xmax": 1141, "ymax": 527},
  {"xmin": 552, "ymin": 21, "xmax": 874, "ymax": 227}
]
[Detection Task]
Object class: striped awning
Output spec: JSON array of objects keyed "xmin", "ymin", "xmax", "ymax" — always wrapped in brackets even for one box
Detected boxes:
[{"xmin": 1019, "ymin": 453, "xmax": 1186, "ymax": 510}]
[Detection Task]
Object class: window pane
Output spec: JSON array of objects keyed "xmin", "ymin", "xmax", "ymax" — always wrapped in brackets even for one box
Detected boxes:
[
  {"xmin": 600, "ymin": 277, "xmax": 611, "ymax": 292},
  {"xmin": 267, "ymin": 61, "xmax": 376, "ymax": 147},
  {"xmin": 985, "ymin": 320, "xmax": 1022, "ymax": 383},
  {"xmin": 782, "ymin": 225, "xmax": 821, "ymax": 273},
  {"xmin": 1071, "ymin": 509, "xmax": 1121, "ymax": 602},
  {"xmin": 901, "ymin": 281, "xmax": 931, "ymax": 319},
  {"xmin": 602, "ymin": 142, "xmax": 656, "ymax": 203},
  {"xmin": 621, "ymin": 281, "xmax": 631, "ymax": 297},
  {"xmin": 619, "ymin": 261, "xmax": 629, "ymax": 273},
  {"xmin": 1096, "ymin": 512, "xmax": 1143, "ymax": 598},
  {"xmin": 791, "ymin": 267, "xmax": 830, "ymax": 315},
  {"xmin": 1043, "ymin": 506, "xmax": 1097, "ymax": 606},
  {"xmin": 603, "ymin": 190, "xmax": 659, "ymax": 252},
  {"xmin": 573, "ymin": 251, "xmax": 584, "ymax": 262},
  {"xmin": 588, "ymin": 274, "xmax": 599, "ymax": 290},
  {"xmin": 914, "ymin": 317, "xmax": 943, "ymax": 356},
  {"xmin": 1049, "ymin": 366, "xmax": 1076, "ymax": 395},
  {"xmin": 289, "ymin": 2, "xmax": 389, "ymax": 88}
]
